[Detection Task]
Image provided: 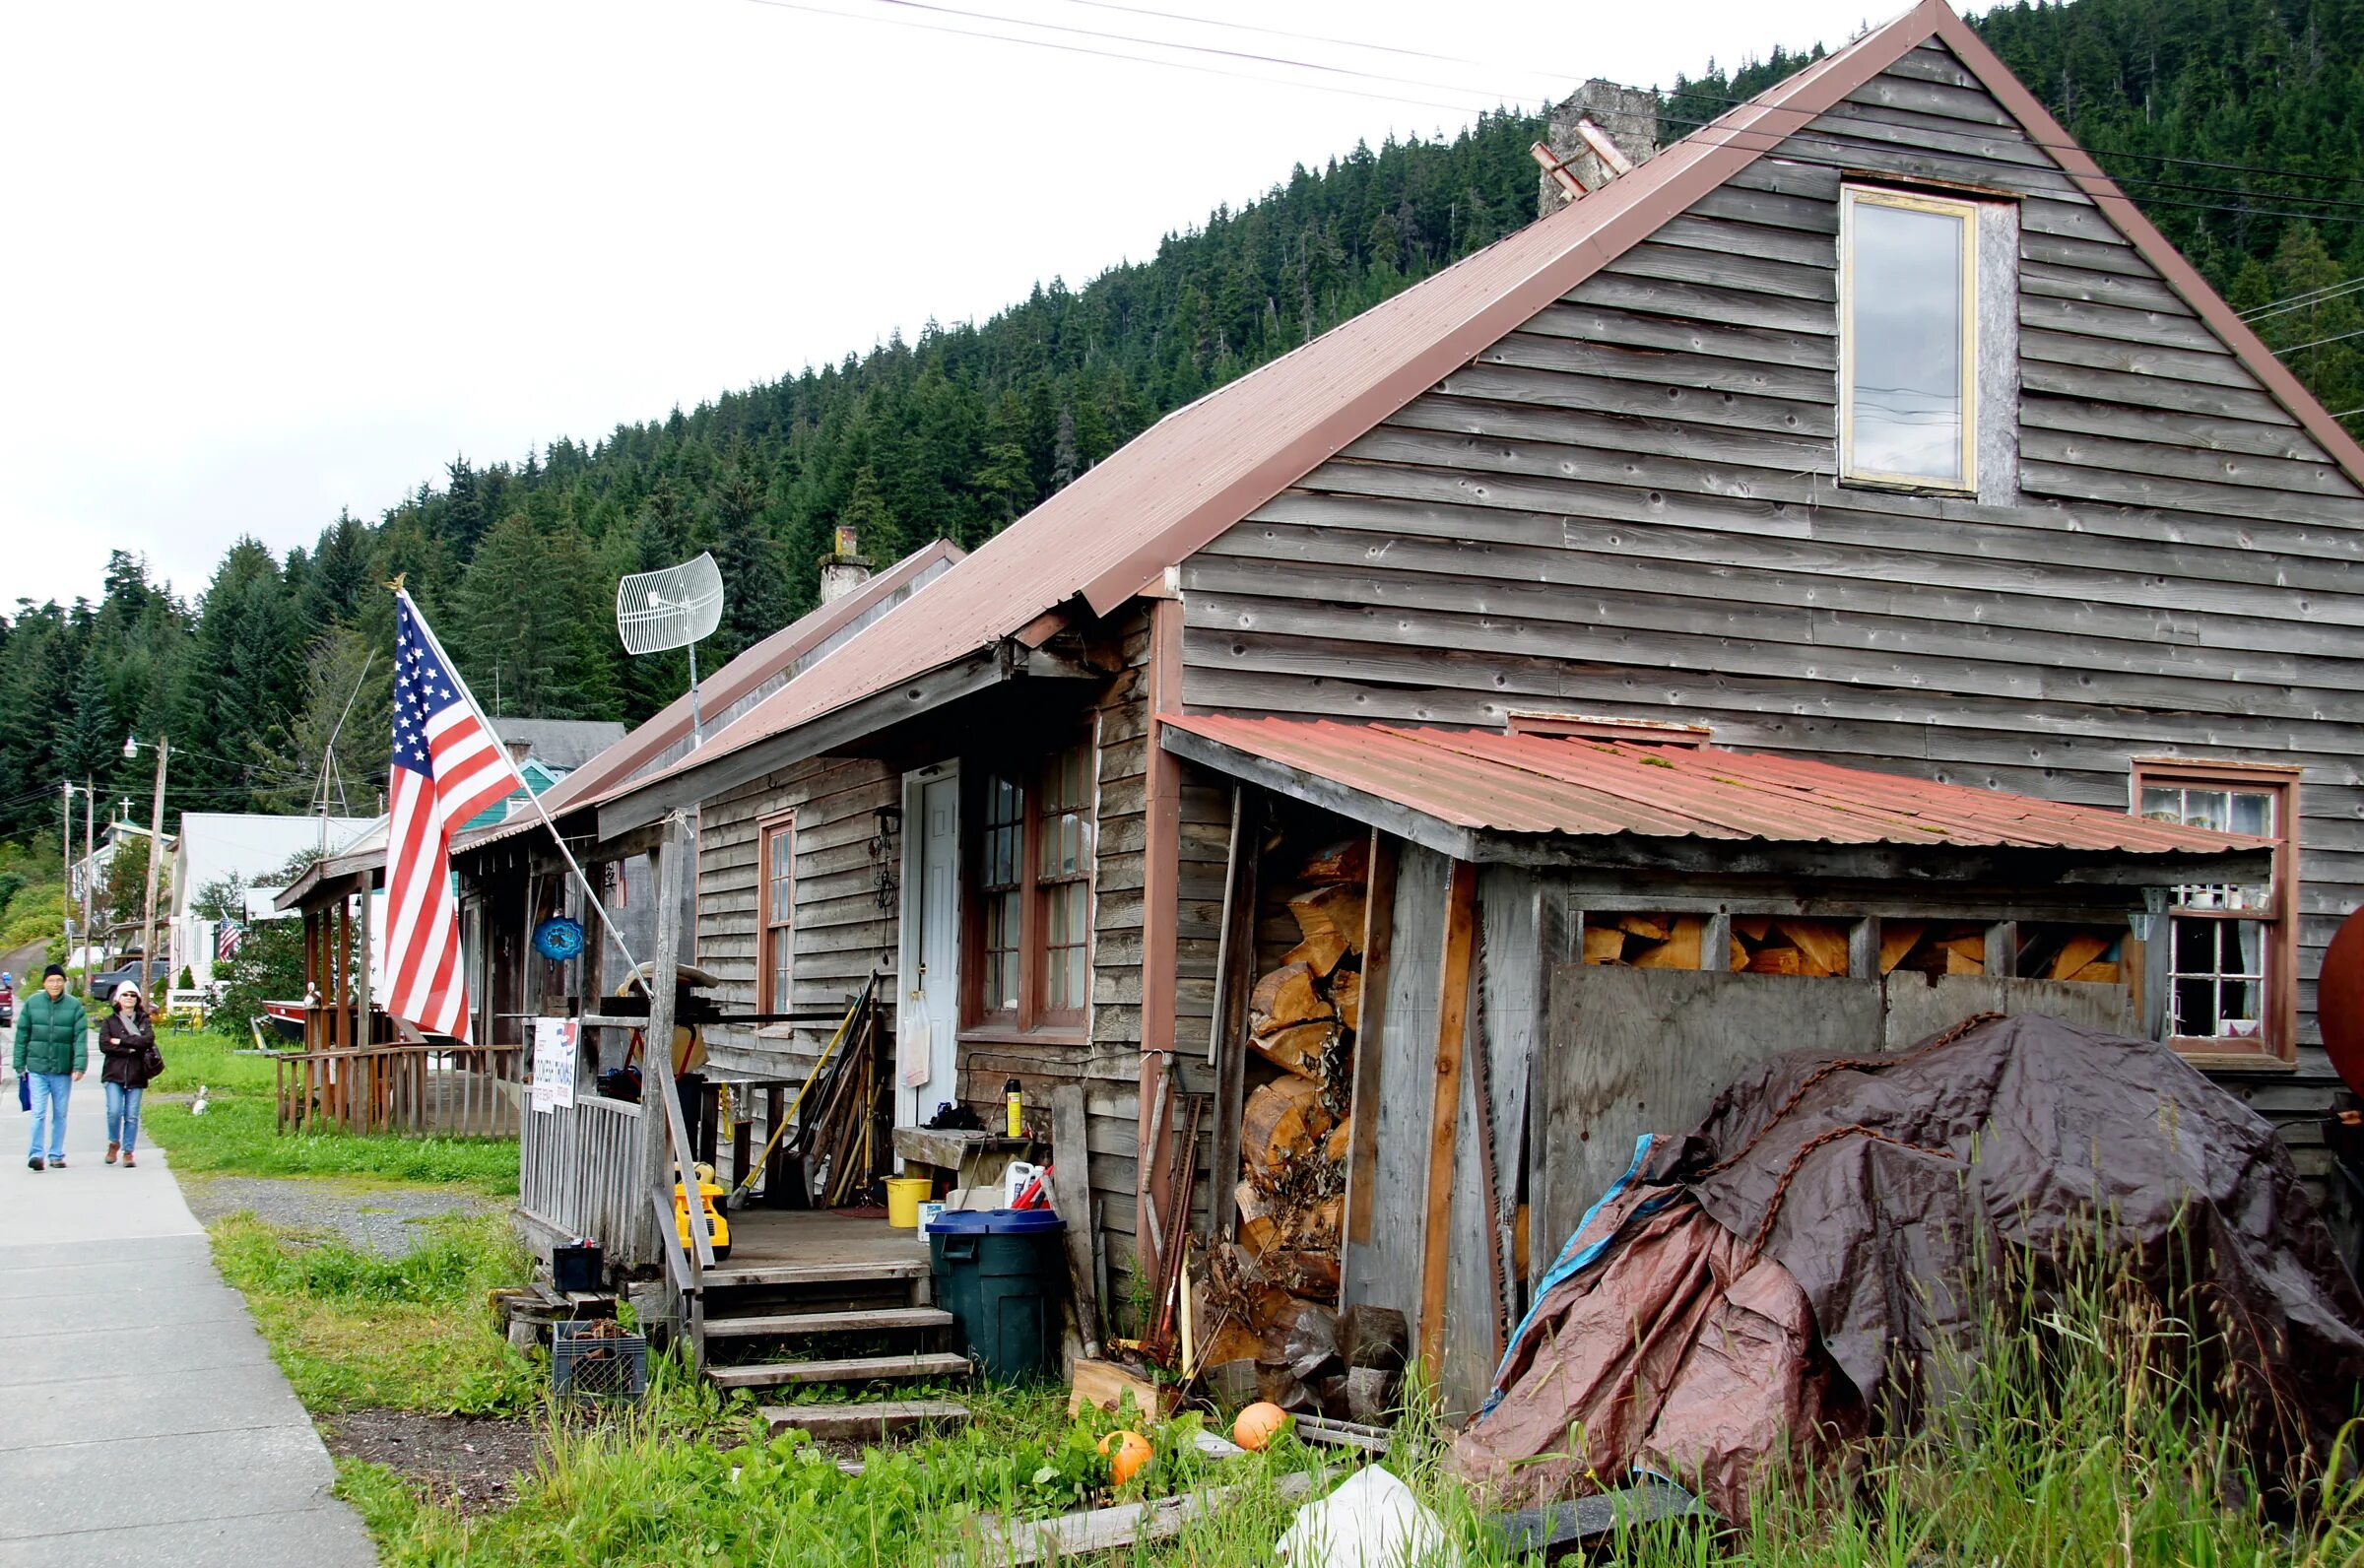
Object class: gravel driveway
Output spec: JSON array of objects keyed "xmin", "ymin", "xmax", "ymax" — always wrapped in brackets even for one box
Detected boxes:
[{"xmin": 180, "ymin": 1174, "xmax": 504, "ymax": 1255}]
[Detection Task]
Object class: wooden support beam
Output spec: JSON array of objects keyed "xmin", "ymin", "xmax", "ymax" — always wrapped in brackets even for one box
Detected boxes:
[
  {"xmin": 1344, "ymin": 831, "xmax": 1397, "ymax": 1252},
  {"xmin": 1136, "ymin": 597, "xmax": 1187, "ymax": 1297},
  {"xmin": 1417, "ymin": 858, "xmax": 1479, "ymax": 1384},
  {"xmin": 1207, "ymin": 786, "xmax": 1260, "ymax": 1243},
  {"xmin": 1985, "ymin": 920, "xmax": 2018, "ymax": 978}
]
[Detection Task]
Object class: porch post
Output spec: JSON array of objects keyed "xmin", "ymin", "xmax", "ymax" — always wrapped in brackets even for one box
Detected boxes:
[
  {"xmin": 357, "ymin": 874, "xmax": 373, "ymax": 1044},
  {"xmin": 1136, "ymin": 596, "xmax": 1187, "ymax": 1305},
  {"xmin": 637, "ymin": 811, "xmax": 711, "ymax": 1359},
  {"xmin": 1417, "ymin": 858, "xmax": 1480, "ymax": 1386}
]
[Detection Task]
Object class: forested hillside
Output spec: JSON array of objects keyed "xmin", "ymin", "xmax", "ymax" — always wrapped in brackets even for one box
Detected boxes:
[{"xmin": 2, "ymin": 0, "xmax": 2358, "ymax": 864}]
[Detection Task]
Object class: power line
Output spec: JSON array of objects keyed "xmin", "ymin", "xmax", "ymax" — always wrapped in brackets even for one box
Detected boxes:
[
  {"xmin": 867, "ymin": 0, "xmax": 1534, "ymax": 99},
  {"xmin": 1048, "ymin": 0, "xmax": 1520, "ymax": 73},
  {"xmin": 737, "ymin": 0, "xmax": 1516, "ymax": 117},
  {"xmin": 2275, "ymin": 324, "xmax": 2364, "ymax": 355},
  {"xmin": 2242, "ymin": 277, "xmax": 2364, "ymax": 320}
]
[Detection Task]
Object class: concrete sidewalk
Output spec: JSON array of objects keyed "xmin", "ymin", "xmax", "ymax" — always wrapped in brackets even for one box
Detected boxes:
[{"xmin": 0, "ymin": 1073, "xmax": 378, "ymax": 1567}]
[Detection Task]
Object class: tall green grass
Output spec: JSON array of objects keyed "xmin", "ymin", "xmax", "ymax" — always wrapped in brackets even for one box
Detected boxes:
[
  {"xmin": 215, "ymin": 1211, "xmax": 544, "ymax": 1416},
  {"xmin": 343, "ymin": 1237, "xmax": 2364, "ymax": 1567}
]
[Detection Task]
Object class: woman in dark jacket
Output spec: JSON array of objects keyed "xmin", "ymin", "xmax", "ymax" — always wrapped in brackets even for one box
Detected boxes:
[{"xmin": 98, "ymin": 983, "xmax": 159, "ymax": 1167}]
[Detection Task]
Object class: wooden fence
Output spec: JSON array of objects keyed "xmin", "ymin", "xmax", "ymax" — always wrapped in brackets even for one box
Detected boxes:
[
  {"xmin": 518, "ymin": 1090, "xmax": 657, "ymax": 1266},
  {"xmin": 272, "ymin": 1041, "xmax": 527, "ymax": 1139}
]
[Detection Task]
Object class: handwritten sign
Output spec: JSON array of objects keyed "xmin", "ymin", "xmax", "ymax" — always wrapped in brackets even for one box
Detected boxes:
[{"xmin": 532, "ymin": 1018, "xmax": 579, "ymax": 1113}]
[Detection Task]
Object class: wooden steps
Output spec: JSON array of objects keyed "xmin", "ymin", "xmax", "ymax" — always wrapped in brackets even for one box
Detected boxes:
[
  {"xmin": 690, "ymin": 1214, "xmax": 962, "ymax": 1431},
  {"xmin": 700, "ymin": 1257, "xmax": 929, "ymax": 1289},
  {"xmin": 707, "ymin": 1352, "xmax": 971, "ymax": 1391},
  {"xmin": 760, "ymin": 1398, "xmax": 969, "ymax": 1440},
  {"xmin": 705, "ymin": 1306, "xmax": 953, "ymax": 1339}
]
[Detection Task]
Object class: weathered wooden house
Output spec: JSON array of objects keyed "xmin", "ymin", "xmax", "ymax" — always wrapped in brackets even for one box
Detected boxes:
[{"xmin": 487, "ymin": 0, "xmax": 2360, "ymax": 1413}]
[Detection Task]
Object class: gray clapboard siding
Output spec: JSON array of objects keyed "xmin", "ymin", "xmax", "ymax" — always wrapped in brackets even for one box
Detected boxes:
[
  {"xmin": 1319, "ymin": 426, "xmax": 2364, "ymax": 571},
  {"xmin": 695, "ymin": 753, "xmax": 900, "ymax": 1078},
  {"xmin": 1191, "ymin": 541, "xmax": 2363, "ymax": 697},
  {"xmin": 1440, "ymin": 360, "xmax": 1836, "ymax": 437},
  {"xmin": 1186, "ymin": 544, "xmax": 2363, "ymax": 693},
  {"xmin": 1234, "ymin": 493, "xmax": 2364, "ymax": 647},
  {"xmin": 1478, "ymin": 330, "xmax": 1835, "ymax": 405}
]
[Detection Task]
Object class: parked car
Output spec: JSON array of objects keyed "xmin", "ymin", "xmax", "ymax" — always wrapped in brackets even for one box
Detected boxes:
[
  {"xmin": 0, "ymin": 975, "xmax": 13, "ymax": 1026},
  {"xmin": 89, "ymin": 957, "xmax": 171, "ymax": 1004}
]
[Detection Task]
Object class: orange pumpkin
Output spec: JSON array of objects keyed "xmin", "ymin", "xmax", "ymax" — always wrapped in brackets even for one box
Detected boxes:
[
  {"xmin": 1232, "ymin": 1401, "xmax": 1292, "ymax": 1452},
  {"xmin": 1098, "ymin": 1428, "xmax": 1154, "ymax": 1484}
]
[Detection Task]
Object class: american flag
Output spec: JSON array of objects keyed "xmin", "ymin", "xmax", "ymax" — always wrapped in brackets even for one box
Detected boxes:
[
  {"xmin": 385, "ymin": 592, "xmax": 526, "ymax": 1041},
  {"xmin": 216, "ymin": 920, "xmax": 243, "ymax": 960}
]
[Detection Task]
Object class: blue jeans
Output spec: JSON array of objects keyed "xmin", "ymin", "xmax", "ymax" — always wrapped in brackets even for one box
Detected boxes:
[
  {"xmin": 105, "ymin": 1081, "xmax": 145, "ymax": 1154},
  {"xmin": 26, "ymin": 1073, "xmax": 70, "ymax": 1161}
]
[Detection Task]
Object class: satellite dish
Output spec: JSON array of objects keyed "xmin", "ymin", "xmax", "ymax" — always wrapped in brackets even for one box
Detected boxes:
[{"xmin": 616, "ymin": 552, "xmax": 726, "ymax": 744}]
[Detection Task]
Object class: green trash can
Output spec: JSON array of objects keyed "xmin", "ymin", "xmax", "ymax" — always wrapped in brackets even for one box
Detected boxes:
[{"xmin": 928, "ymin": 1209, "xmax": 1066, "ymax": 1382}]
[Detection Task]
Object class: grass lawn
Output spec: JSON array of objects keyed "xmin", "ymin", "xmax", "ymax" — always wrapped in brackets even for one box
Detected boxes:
[
  {"xmin": 325, "ymin": 1251, "xmax": 2364, "ymax": 1568},
  {"xmin": 213, "ymin": 1211, "xmax": 545, "ymax": 1417},
  {"xmin": 142, "ymin": 1028, "xmax": 518, "ymax": 1194}
]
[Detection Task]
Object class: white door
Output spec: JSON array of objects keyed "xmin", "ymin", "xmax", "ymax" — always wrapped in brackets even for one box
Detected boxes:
[{"xmin": 897, "ymin": 767, "xmax": 961, "ymax": 1128}]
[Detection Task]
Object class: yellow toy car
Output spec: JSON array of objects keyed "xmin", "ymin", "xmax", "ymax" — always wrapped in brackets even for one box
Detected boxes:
[{"xmin": 675, "ymin": 1164, "xmax": 731, "ymax": 1263}]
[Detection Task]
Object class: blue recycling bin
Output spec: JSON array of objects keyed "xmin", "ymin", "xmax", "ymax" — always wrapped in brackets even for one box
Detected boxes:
[{"xmin": 928, "ymin": 1209, "xmax": 1067, "ymax": 1382}]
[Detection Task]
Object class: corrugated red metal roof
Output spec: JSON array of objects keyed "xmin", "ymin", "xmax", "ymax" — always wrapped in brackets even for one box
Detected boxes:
[
  {"xmin": 601, "ymin": 0, "xmax": 2364, "ymax": 815},
  {"xmin": 451, "ymin": 540, "xmax": 961, "ymax": 854},
  {"xmin": 1162, "ymin": 714, "xmax": 2264, "ymax": 857}
]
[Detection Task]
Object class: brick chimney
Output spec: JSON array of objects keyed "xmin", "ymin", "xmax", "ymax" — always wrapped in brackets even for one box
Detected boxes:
[
  {"xmin": 1537, "ymin": 81, "xmax": 1662, "ymax": 217},
  {"xmin": 819, "ymin": 524, "xmax": 874, "ymax": 605}
]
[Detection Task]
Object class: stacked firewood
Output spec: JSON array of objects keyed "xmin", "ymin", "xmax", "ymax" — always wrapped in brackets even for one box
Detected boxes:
[{"xmin": 1204, "ymin": 838, "xmax": 1380, "ymax": 1412}]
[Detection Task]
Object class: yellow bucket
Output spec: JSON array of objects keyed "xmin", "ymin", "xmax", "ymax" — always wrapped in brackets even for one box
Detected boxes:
[{"xmin": 886, "ymin": 1176, "xmax": 933, "ymax": 1229}]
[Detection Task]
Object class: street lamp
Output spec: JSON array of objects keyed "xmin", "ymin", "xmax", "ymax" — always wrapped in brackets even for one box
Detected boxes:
[{"xmin": 123, "ymin": 734, "xmax": 139, "ymax": 761}]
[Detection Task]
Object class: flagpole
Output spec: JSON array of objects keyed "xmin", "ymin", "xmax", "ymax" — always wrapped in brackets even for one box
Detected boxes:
[{"xmin": 396, "ymin": 587, "xmax": 644, "ymax": 986}]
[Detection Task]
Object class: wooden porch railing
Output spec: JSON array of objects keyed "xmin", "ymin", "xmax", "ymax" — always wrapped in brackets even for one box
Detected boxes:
[
  {"xmin": 272, "ymin": 1041, "xmax": 527, "ymax": 1139},
  {"xmin": 518, "ymin": 1091, "xmax": 658, "ymax": 1266}
]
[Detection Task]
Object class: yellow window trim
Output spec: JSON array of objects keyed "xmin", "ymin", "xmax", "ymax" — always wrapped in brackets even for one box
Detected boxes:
[{"xmin": 1839, "ymin": 184, "xmax": 1980, "ymax": 492}]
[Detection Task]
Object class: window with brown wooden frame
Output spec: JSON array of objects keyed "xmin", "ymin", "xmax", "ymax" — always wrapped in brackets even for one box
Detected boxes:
[
  {"xmin": 2131, "ymin": 760, "xmax": 2300, "ymax": 1063},
  {"xmin": 759, "ymin": 813, "xmax": 795, "ymax": 1016},
  {"xmin": 963, "ymin": 736, "xmax": 1094, "ymax": 1036}
]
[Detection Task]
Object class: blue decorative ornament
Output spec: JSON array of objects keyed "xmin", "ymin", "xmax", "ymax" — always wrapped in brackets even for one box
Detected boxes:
[{"xmin": 533, "ymin": 917, "xmax": 587, "ymax": 961}]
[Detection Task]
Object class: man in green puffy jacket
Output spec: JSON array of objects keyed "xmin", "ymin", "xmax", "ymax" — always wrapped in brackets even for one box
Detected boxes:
[{"xmin": 15, "ymin": 963, "xmax": 87, "ymax": 1170}]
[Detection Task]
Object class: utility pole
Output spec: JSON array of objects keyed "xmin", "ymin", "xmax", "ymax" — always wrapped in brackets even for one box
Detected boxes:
[
  {"xmin": 60, "ymin": 781, "xmax": 74, "ymax": 977},
  {"xmin": 81, "ymin": 782, "xmax": 95, "ymax": 971},
  {"xmin": 137, "ymin": 738, "xmax": 169, "ymax": 998}
]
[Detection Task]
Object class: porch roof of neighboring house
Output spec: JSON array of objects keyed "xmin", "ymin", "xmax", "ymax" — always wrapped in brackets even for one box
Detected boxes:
[
  {"xmin": 455, "ymin": 538, "xmax": 966, "ymax": 858},
  {"xmin": 588, "ymin": 0, "xmax": 2364, "ymax": 837},
  {"xmin": 274, "ymin": 818, "xmax": 390, "ymax": 912},
  {"xmin": 1159, "ymin": 714, "xmax": 2271, "ymax": 882}
]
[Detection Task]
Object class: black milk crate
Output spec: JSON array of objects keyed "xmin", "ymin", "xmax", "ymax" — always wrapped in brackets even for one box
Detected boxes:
[{"xmin": 552, "ymin": 1320, "xmax": 647, "ymax": 1403}]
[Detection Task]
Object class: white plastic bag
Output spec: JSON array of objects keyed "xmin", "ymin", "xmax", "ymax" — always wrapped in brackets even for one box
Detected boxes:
[{"xmin": 1274, "ymin": 1466, "xmax": 1461, "ymax": 1568}]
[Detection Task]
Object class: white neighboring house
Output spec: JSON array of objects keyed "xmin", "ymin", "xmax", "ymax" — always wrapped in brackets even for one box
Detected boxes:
[{"xmin": 169, "ymin": 812, "xmax": 376, "ymax": 989}]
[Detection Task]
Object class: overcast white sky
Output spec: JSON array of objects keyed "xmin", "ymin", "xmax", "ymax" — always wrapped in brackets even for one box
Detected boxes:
[{"xmin": 1, "ymin": 0, "xmax": 1895, "ymax": 610}]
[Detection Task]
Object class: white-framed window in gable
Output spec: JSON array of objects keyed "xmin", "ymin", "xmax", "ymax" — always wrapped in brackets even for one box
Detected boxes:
[{"xmin": 1840, "ymin": 186, "xmax": 1981, "ymax": 491}]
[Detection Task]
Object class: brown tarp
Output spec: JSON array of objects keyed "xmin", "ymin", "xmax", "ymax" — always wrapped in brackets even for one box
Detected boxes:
[{"xmin": 1453, "ymin": 1014, "xmax": 2364, "ymax": 1520}]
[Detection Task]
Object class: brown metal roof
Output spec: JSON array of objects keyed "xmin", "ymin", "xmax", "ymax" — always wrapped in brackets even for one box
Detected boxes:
[
  {"xmin": 1162, "ymin": 714, "xmax": 2266, "ymax": 860},
  {"xmin": 453, "ymin": 539, "xmax": 962, "ymax": 854},
  {"xmin": 597, "ymin": 0, "xmax": 2364, "ymax": 815}
]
